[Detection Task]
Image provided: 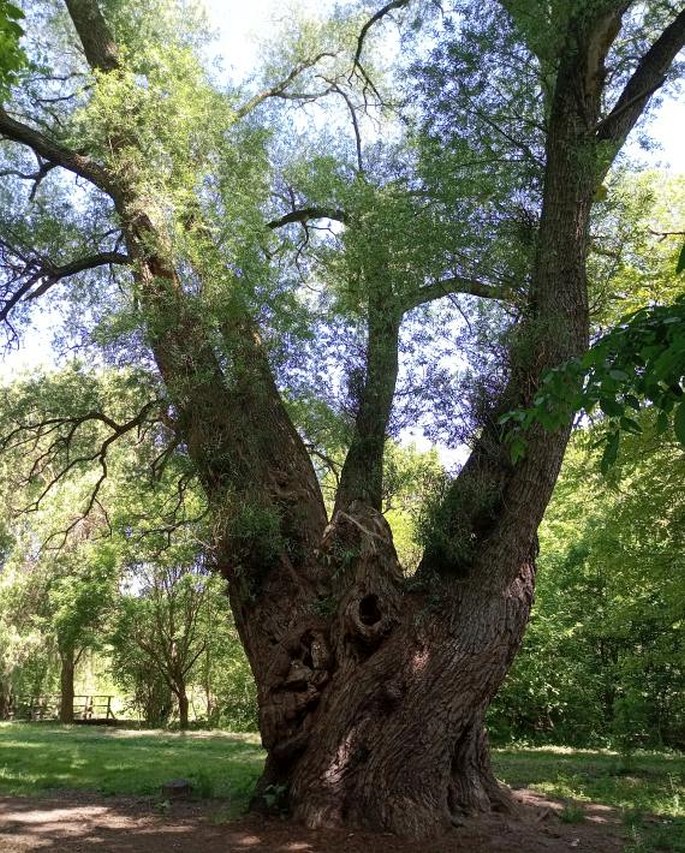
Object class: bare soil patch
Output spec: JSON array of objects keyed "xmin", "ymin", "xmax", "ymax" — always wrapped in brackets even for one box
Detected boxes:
[{"xmin": 0, "ymin": 789, "xmax": 625, "ymax": 852}]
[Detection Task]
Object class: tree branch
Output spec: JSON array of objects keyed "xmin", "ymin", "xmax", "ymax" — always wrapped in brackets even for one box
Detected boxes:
[
  {"xmin": 64, "ymin": 0, "xmax": 119, "ymax": 72},
  {"xmin": 2, "ymin": 401, "xmax": 159, "ymax": 524},
  {"xmin": 329, "ymin": 81, "xmax": 365, "ymax": 173},
  {"xmin": 0, "ymin": 107, "xmax": 114, "ymax": 195},
  {"xmin": 348, "ymin": 0, "xmax": 413, "ymax": 105},
  {"xmin": 648, "ymin": 227, "xmax": 685, "ymax": 241},
  {"xmin": 26, "ymin": 251, "xmax": 131, "ymax": 300},
  {"xmin": 400, "ymin": 276, "xmax": 510, "ymax": 314},
  {"xmin": 0, "ymin": 159, "xmax": 56, "ymax": 200},
  {"xmin": 235, "ymin": 52, "xmax": 338, "ymax": 118},
  {"xmin": 596, "ymin": 7, "xmax": 685, "ymax": 155},
  {"xmin": 266, "ymin": 207, "xmax": 348, "ymax": 230},
  {"xmin": 0, "ymin": 247, "xmax": 130, "ymax": 322},
  {"xmin": 353, "ymin": 0, "xmax": 412, "ymax": 69},
  {"xmin": 0, "ymin": 107, "xmax": 113, "ymax": 195}
]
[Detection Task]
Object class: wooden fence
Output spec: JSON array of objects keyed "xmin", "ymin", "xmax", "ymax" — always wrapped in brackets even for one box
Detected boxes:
[{"xmin": 7, "ymin": 694, "xmax": 116, "ymax": 723}]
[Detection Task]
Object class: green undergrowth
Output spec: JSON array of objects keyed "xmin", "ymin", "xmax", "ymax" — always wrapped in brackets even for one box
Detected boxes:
[
  {"xmin": 494, "ymin": 746, "xmax": 685, "ymax": 851},
  {"xmin": 1, "ymin": 724, "xmax": 683, "ymax": 849}
]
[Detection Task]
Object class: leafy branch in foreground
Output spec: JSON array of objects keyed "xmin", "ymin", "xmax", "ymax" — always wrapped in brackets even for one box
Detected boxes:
[
  {"xmin": 503, "ymin": 296, "xmax": 685, "ymax": 470},
  {"xmin": 0, "ymin": 0, "xmax": 27, "ymax": 98}
]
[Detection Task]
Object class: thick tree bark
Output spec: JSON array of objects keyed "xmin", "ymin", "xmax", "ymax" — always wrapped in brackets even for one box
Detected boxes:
[
  {"xmin": 1, "ymin": 0, "xmax": 683, "ymax": 841},
  {"xmin": 236, "ymin": 499, "xmax": 535, "ymax": 836},
  {"xmin": 258, "ymin": 505, "xmax": 534, "ymax": 837}
]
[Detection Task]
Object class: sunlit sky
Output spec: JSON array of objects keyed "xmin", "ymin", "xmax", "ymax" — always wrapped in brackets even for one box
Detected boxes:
[
  {"xmin": 203, "ymin": 0, "xmax": 685, "ymax": 171},
  {"xmin": 3, "ymin": 2, "xmax": 684, "ymax": 379},
  {"xmin": 203, "ymin": 0, "xmax": 316, "ymax": 79}
]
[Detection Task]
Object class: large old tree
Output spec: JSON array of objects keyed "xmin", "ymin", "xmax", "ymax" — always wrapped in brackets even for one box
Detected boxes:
[{"xmin": 1, "ymin": 0, "xmax": 684, "ymax": 838}]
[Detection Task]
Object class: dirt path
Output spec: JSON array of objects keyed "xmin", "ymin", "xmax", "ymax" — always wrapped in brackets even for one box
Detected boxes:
[{"xmin": 0, "ymin": 790, "xmax": 625, "ymax": 852}]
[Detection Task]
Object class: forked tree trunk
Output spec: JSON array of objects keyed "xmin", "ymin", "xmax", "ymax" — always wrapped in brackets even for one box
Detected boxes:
[
  {"xmin": 17, "ymin": 0, "xmax": 684, "ymax": 841},
  {"xmin": 223, "ymin": 502, "xmax": 535, "ymax": 838},
  {"xmin": 282, "ymin": 518, "xmax": 530, "ymax": 835}
]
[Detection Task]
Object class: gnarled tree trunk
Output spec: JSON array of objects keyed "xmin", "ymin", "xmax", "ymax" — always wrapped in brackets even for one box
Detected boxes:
[
  {"xmin": 248, "ymin": 505, "xmax": 533, "ymax": 836},
  {"xmin": 2, "ymin": 0, "xmax": 684, "ymax": 841}
]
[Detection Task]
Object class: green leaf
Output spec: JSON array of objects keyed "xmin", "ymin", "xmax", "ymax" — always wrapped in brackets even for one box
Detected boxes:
[
  {"xmin": 674, "ymin": 402, "xmax": 685, "ymax": 446},
  {"xmin": 509, "ymin": 434, "xmax": 527, "ymax": 464},
  {"xmin": 3, "ymin": 2, "xmax": 25, "ymax": 20},
  {"xmin": 656, "ymin": 410, "xmax": 670, "ymax": 435},
  {"xmin": 619, "ymin": 416, "xmax": 642, "ymax": 435},
  {"xmin": 599, "ymin": 397, "xmax": 624, "ymax": 418}
]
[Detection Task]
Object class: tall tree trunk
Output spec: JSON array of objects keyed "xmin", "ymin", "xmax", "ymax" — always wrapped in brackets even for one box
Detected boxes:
[
  {"xmin": 248, "ymin": 6, "xmax": 650, "ymax": 837},
  {"xmin": 176, "ymin": 686, "xmax": 190, "ymax": 731},
  {"xmin": 0, "ymin": 680, "xmax": 9, "ymax": 720},
  {"xmin": 334, "ymin": 289, "xmax": 401, "ymax": 513},
  {"xmin": 59, "ymin": 648, "xmax": 76, "ymax": 725},
  {"xmin": 204, "ymin": 648, "xmax": 213, "ymax": 722}
]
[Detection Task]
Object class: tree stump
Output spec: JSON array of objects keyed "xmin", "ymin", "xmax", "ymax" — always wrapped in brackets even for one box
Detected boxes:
[{"xmin": 161, "ymin": 778, "xmax": 193, "ymax": 799}]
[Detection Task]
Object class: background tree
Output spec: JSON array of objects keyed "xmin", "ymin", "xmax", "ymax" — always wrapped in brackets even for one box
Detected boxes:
[
  {"xmin": 0, "ymin": 485, "xmax": 117, "ymax": 723},
  {"xmin": 490, "ymin": 420, "xmax": 685, "ymax": 749},
  {"xmin": 0, "ymin": 577, "xmax": 51, "ymax": 718},
  {"xmin": 0, "ymin": 0, "xmax": 684, "ymax": 839},
  {"xmin": 113, "ymin": 559, "xmax": 223, "ymax": 731},
  {"xmin": 48, "ymin": 522, "xmax": 116, "ymax": 724}
]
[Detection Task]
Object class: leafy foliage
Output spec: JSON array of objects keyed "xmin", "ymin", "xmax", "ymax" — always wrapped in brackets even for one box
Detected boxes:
[
  {"xmin": 490, "ymin": 423, "xmax": 685, "ymax": 749},
  {"xmin": 504, "ymin": 296, "xmax": 685, "ymax": 470},
  {"xmin": 0, "ymin": 0, "xmax": 26, "ymax": 97}
]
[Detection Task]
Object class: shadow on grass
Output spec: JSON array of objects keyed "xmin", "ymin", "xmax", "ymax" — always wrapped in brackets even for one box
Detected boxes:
[
  {"xmin": 493, "ymin": 747, "xmax": 685, "ymax": 852},
  {"xmin": 0, "ymin": 794, "xmax": 266, "ymax": 852}
]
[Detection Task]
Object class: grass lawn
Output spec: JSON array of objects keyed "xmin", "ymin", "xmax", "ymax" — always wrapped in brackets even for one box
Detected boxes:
[
  {"xmin": 0, "ymin": 724, "xmax": 683, "ymax": 850},
  {"xmin": 494, "ymin": 746, "xmax": 685, "ymax": 852},
  {"xmin": 0, "ymin": 723, "xmax": 264, "ymax": 809}
]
